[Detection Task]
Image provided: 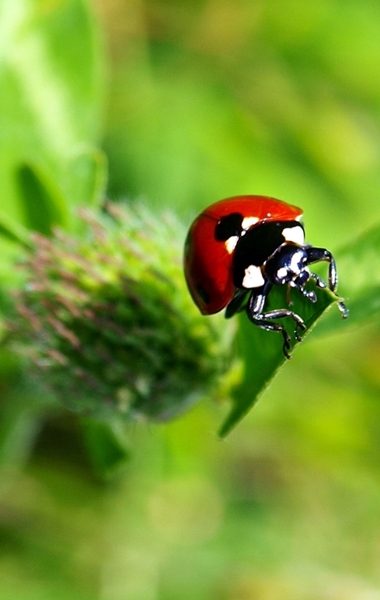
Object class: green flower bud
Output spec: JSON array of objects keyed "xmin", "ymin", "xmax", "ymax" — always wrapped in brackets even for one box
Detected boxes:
[{"xmin": 13, "ymin": 203, "xmax": 235, "ymax": 422}]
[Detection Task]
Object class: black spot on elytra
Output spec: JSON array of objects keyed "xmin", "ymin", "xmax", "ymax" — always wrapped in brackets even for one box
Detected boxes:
[
  {"xmin": 215, "ymin": 213, "xmax": 244, "ymax": 242},
  {"xmin": 196, "ymin": 283, "xmax": 210, "ymax": 304}
]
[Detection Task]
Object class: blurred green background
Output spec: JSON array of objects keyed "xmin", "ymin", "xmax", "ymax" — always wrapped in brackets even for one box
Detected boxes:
[{"xmin": 2, "ymin": 0, "xmax": 380, "ymax": 598}]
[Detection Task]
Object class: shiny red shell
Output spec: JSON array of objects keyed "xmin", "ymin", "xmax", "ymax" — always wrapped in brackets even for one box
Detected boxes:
[{"xmin": 184, "ymin": 195, "xmax": 303, "ymax": 315}]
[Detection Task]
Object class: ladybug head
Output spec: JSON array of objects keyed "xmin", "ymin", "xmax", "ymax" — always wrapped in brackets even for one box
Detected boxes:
[{"xmin": 264, "ymin": 243, "xmax": 317, "ymax": 302}]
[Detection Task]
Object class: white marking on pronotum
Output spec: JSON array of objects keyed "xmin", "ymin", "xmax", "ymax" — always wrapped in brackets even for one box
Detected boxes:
[
  {"xmin": 289, "ymin": 251, "xmax": 304, "ymax": 271},
  {"xmin": 282, "ymin": 225, "xmax": 305, "ymax": 246},
  {"xmin": 242, "ymin": 265, "xmax": 265, "ymax": 289},
  {"xmin": 225, "ymin": 235, "xmax": 239, "ymax": 254},
  {"xmin": 242, "ymin": 216, "xmax": 259, "ymax": 231},
  {"xmin": 276, "ymin": 267, "xmax": 288, "ymax": 282}
]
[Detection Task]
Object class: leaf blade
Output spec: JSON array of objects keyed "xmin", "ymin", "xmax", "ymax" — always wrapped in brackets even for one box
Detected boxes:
[
  {"xmin": 219, "ymin": 284, "xmax": 338, "ymax": 436},
  {"xmin": 15, "ymin": 163, "xmax": 69, "ymax": 234}
]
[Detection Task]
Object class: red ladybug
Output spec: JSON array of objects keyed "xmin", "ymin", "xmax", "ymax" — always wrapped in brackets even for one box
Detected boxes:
[{"xmin": 184, "ymin": 195, "xmax": 348, "ymax": 358}]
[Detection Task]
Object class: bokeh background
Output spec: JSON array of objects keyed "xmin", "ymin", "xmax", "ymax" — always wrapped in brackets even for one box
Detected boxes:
[{"xmin": 2, "ymin": 0, "xmax": 380, "ymax": 598}]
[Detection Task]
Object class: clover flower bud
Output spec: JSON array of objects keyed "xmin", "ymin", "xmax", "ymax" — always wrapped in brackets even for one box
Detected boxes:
[{"xmin": 13, "ymin": 203, "xmax": 235, "ymax": 422}]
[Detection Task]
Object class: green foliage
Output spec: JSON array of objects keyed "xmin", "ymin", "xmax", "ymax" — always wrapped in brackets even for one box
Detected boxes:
[
  {"xmin": 0, "ymin": 0, "xmax": 105, "ymax": 245},
  {"xmin": 318, "ymin": 223, "xmax": 380, "ymax": 332},
  {"xmin": 220, "ymin": 283, "xmax": 339, "ymax": 436},
  {"xmin": 15, "ymin": 162, "xmax": 70, "ymax": 234},
  {"xmin": 1, "ymin": 0, "xmax": 380, "ymax": 598},
  {"xmin": 0, "ymin": 0, "xmax": 107, "ymax": 478}
]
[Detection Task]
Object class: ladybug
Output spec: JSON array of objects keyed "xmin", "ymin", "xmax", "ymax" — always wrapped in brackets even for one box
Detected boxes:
[{"xmin": 184, "ymin": 195, "xmax": 348, "ymax": 358}]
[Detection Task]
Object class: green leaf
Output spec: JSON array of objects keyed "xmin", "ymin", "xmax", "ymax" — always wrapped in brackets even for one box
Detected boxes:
[
  {"xmin": 66, "ymin": 148, "xmax": 108, "ymax": 211},
  {"xmin": 219, "ymin": 283, "xmax": 339, "ymax": 436},
  {"xmin": 313, "ymin": 223, "xmax": 380, "ymax": 335},
  {"xmin": 0, "ymin": 391, "xmax": 41, "ymax": 476},
  {"xmin": 80, "ymin": 417, "xmax": 130, "ymax": 480},
  {"xmin": 15, "ymin": 163, "xmax": 69, "ymax": 234},
  {"xmin": 0, "ymin": 0, "xmax": 105, "ymax": 232},
  {"xmin": 0, "ymin": 350, "xmax": 53, "ymax": 477},
  {"xmin": 0, "ymin": 211, "xmax": 31, "ymax": 248}
]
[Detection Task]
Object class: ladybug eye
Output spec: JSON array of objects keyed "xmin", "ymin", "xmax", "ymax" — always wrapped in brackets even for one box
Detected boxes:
[{"xmin": 215, "ymin": 213, "xmax": 244, "ymax": 242}]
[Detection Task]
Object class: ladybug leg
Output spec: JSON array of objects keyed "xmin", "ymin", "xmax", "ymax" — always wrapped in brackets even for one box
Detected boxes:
[
  {"xmin": 305, "ymin": 247, "xmax": 349, "ymax": 318},
  {"xmin": 247, "ymin": 285, "xmax": 306, "ymax": 359},
  {"xmin": 297, "ymin": 284, "xmax": 317, "ymax": 303},
  {"xmin": 309, "ymin": 272, "xmax": 327, "ymax": 290},
  {"xmin": 248, "ymin": 311, "xmax": 292, "ymax": 358},
  {"xmin": 305, "ymin": 247, "xmax": 338, "ymax": 290}
]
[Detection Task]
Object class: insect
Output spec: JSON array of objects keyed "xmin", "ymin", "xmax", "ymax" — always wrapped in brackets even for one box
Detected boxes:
[{"xmin": 184, "ymin": 195, "xmax": 348, "ymax": 358}]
